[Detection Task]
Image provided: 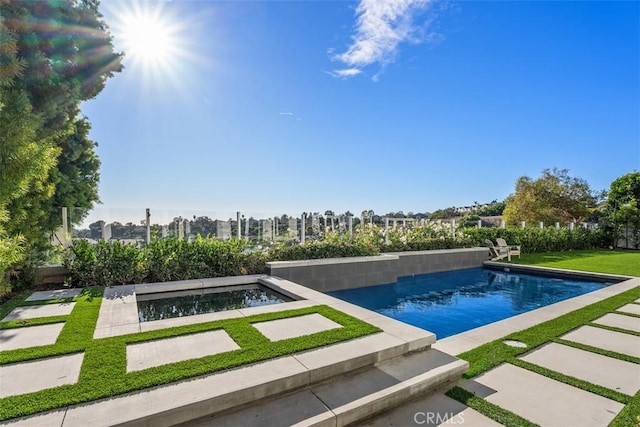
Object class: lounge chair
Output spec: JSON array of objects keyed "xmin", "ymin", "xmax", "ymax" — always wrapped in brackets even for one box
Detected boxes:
[
  {"xmin": 496, "ymin": 238, "xmax": 521, "ymax": 261},
  {"xmin": 485, "ymin": 239, "xmax": 510, "ymax": 261}
]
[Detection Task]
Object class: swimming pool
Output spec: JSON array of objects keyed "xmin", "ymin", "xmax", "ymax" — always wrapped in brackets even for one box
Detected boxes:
[
  {"xmin": 328, "ymin": 268, "xmax": 611, "ymax": 339},
  {"xmin": 137, "ymin": 284, "xmax": 294, "ymax": 322}
]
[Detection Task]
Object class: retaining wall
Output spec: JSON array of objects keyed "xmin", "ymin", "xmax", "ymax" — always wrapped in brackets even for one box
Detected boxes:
[
  {"xmin": 35, "ymin": 265, "xmax": 68, "ymax": 286},
  {"xmin": 266, "ymin": 248, "xmax": 490, "ymax": 292}
]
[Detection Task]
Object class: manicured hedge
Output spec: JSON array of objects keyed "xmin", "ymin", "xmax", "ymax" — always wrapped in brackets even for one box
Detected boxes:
[
  {"xmin": 462, "ymin": 226, "xmax": 608, "ymax": 253},
  {"xmin": 268, "ymin": 240, "xmax": 379, "ymax": 261},
  {"xmin": 65, "ymin": 226, "xmax": 609, "ymax": 287},
  {"xmin": 65, "ymin": 238, "xmax": 266, "ymax": 287}
]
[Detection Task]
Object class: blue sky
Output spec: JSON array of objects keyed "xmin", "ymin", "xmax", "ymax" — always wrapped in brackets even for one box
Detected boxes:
[{"xmin": 80, "ymin": 0, "xmax": 639, "ymax": 224}]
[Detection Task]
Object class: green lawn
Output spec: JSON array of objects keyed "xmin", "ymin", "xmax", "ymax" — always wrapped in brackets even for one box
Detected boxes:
[{"xmin": 509, "ymin": 250, "xmax": 640, "ymax": 276}]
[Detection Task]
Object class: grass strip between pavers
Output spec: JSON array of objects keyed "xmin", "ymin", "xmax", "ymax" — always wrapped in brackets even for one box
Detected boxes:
[
  {"xmin": 0, "ymin": 288, "xmax": 381, "ymax": 422},
  {"xmin": 553, "ymin": 338, "xmax": 640, "ymax": 365},
  {"xmin": 0, "ymin": 316, "xmax": 67, "ymax": 329},
  {"xmin": 614, "ymin": 310, "xmax": 640, "ymax": 319},
  {"xmin": 448, "ymin": 285, "xmax": 640, "ymax": 427},
  {"xmin": 445, "ymin": 386, "xmax": 539, "ymax": 427},
  {"xmin": 587, "ymin": 322, "xmax": 640, "ymax": 337}
]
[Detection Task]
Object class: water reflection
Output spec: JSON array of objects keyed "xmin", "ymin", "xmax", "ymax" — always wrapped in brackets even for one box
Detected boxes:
[
  {"xmin": 328, "ymin": 268, "xmax": 609, "ymax": 339},
  {"xmin": 137, "ymin": 284, "xmax": 292, "ymax": 322}
]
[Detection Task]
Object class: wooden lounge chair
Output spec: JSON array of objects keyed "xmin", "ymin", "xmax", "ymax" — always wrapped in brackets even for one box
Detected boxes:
[
  {"xmin": 485, "ymin": 239, "xmax": 509, "ymax": 261},
  {"xmin": 496, "ymin": 238, "xmax": 521, "ymax": 261}
]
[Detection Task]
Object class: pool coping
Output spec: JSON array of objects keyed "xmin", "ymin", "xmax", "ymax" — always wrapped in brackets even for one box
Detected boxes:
[{"xmin": 433, "ymin": 264, "xmax": 640, "ymax": 356}]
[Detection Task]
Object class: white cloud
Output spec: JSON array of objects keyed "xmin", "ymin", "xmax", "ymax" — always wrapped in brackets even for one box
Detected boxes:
[
  {"xmin": 327, "ymin": 68, "xmax": 363, "ymax": 78},
  {"xmin": 331, "ymin": 0, "xmax": 434, "ymax": 78},
  {"xmin": 279, "ymin": 112, "xmax": 294, "ymax": 116}
]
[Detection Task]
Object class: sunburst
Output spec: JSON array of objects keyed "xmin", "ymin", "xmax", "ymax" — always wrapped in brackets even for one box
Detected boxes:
[{"xmin": 107, "ymin": 1, "xmax": 188, "ymax": 85}]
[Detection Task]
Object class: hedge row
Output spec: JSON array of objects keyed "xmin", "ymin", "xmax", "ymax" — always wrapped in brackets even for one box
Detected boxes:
[
  {"xmin": 65, "ymin": 227, "xmax": 610, "ymax": 287},
  {"xmin": 462, "ymin": 227, "xmax": 609, "ymax": 253},
  {"xmin": 65, "ymin": 238, "xmax": 267, "ymax": 287}
]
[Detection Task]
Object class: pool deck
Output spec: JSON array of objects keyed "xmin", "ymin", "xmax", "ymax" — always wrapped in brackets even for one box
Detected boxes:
[{"xmin": 0, "ymin": 267, "xmax": 639, "ymax": 426}]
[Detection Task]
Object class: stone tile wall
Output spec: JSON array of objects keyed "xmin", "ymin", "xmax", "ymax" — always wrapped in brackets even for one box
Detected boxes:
[{"xmin": 266, "ymin": 248, "xmax": 490, "ymax": 291}]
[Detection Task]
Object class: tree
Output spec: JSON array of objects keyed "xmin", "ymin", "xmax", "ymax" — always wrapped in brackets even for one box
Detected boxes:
[
  {"xmin": 429, "ymin": 207, "xmax": 457, "ymax": 220},
  {"xmin": 1, "ymin": 0, "xmax": 123, "ymax": 133},
  {"xmin": 0, "ymin": 17, "xmax": 59, "ymax": 261},
  {"xmin": 459, "ymin": 214, "xmax": 481, "ymax": 228},
  {"xmin": 604, "ymin": 171, "xmax": 640, "ymax": 248},
  {"xmin": 476, "ymin": 200, "xmax": 505, "ymax": 216},
  {"xmin": 41, "ymin": 117, "xmax": 101, "ymax": 230},
  {"xmin": 89, "ymin": 220, "xmax": 105, "ymax": 240},
  {"xmin": 503, "ymin": 168, "xmax": 599, "ymax": 226},
  {"xmin": 0, "ymin": 0, "xmax": 122, "ymax": 253},
  {"xmin": 190, "ymin": 216, "xmax": 216, "ymax": 237}
]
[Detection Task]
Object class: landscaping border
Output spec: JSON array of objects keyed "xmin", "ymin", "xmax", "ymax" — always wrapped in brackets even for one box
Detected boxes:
[{"xmin": 0, "ymin": 289, "xmax": 380, "ymax": 421}]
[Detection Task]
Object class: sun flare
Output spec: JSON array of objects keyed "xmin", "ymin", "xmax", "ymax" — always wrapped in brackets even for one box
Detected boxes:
[
  {"xmin": 121, "ymin": 13, "xmax": 171, "ymax": 63},
  {"xmin": 108, "ymin": 1, "xmax": 188, "ymax": 80}
]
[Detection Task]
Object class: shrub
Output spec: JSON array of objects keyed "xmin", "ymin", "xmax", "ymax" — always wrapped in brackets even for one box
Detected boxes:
[
  {"xmin": 463, "ymin": 226, "xmax": 608, "ymax": 253},
  {"xmin": 269, "ymin": 238, "xmax": 379, "ymax": 261},
  {"xmin": 65, "ymin": 240, "xmax": 143, "ymax": 287},
  {"xmin": 65, "ymin": 239, "xmax": 97, "ymax": 286},
  {"xmin": 66, "ymin": 237, "xmax": 265, "ymax": 286},
  {"xmin": 64, "ymin": 223, "xmax": 610, "ymax": 287}
]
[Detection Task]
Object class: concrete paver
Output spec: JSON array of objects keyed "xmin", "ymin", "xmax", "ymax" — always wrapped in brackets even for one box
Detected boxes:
[
  {"xmin": 0, "ymin": 323, "xmax": 65, "ymax": 352},
  {"xmin": 252, "ymin": 313, "xmax": 342, "ymax": 341},
  {"xmin": 0, "ymin": 410, "xmax": 66, "ymax": 427},
  {"xmin": 26, "ymin": 289, "xmax": 82, "ymax": 301},
  {"xmin": 236, "ymin": 299, "xmax": 317, "ymax": 316},
  {"xmin": 2, "ymin": 303, "xmax": 75, "ymax": 322},
  {"xmin": 461, "ymin": 363, "xmax": 624, "ymax": 427},
  {"xmin": 355, "ymin": 391, "xmax": 502, "ymax": 427},
  {"xmin": 431, "ymin": 335, "xmax": 480, "ymax": 356},
  {"xmin": 138, "ymin": 309, "xmax": 243, "ymax": 333},
  {"xmin": 561, "ymin": 325, "xmax": 640, "ymax": 358},
  {"xmin": 93, "ymin": 285, "xmax": 139, "ymax": 338},
  {"xmin": 126, "ymin": 329, "xmax": 240, "ymax": 372},
  {"xmin": 0, "ymin": 353, "xmax": 84, "ymax": 398},
  {"xmin": 617, "ymin": 303, "xmax": 640, "ymax": 316},
  {"xmin": 520, "ymin": 342, "xmax": 640, "ymax": 395},
  {"xmin": 592, "ymin": 313, "xmax": 640, "ymax": 333}
]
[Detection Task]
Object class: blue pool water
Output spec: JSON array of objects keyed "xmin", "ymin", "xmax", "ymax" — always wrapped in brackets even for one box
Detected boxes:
[{"xmin": 328, "ymin": 268, "xmax": 610, "ymax": 339}]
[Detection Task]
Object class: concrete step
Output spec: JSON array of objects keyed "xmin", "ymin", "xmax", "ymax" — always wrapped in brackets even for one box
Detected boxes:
[{"xmin": 184, "ymin": 348, "xmax": 469, "ymax": 427}]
